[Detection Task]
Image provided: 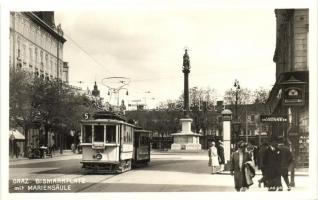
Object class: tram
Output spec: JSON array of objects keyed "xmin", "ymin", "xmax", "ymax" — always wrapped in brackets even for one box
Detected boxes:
[{"xmin": 80, "ymin": 111, "xmax": 151, "ymax": 173}]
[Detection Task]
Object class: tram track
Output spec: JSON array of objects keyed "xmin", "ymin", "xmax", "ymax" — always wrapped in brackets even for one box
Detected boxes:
[
  {"xmin": 74, "ymin": 174, "xmax": 118, "ymax": 192},
  {"xmin": 74, "ymin": 170, "xmax": 137, "ymax": 192}
]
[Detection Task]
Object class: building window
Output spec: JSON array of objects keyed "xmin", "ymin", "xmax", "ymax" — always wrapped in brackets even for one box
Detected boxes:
[
  {"xmin": 34, "ymin": 48, "xmax": 38, "ymax": 65},
  {"xmin": 50, "ymin": 59, "xmax": 53, "ymax": 74},
  {"xmin": 45, "ymin": 54, "xmax": 48, "ymax": 70},
  {"xmin": 29, "ymin": 47, "xmax": 33, "ymax": 62},
  {"xmin": 22, "ymin": 44, "xmax": 26, "ymax": 63},
  {"xmin": 40, "ymin": 51, "xmax": 43, "ymax": 69}
]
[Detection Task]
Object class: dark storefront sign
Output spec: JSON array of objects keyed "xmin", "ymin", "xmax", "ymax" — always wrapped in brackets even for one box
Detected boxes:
[
  {"xmin": 281, "ymin": 75, "xmax": 306, "ymax": 106},
  {"xmin": 282, "ymin": 86, "xmax": 305, "ymax": 106},
  {"xmin": 260, "ymin": 115, "xmax": 287, "ymax": 123}
]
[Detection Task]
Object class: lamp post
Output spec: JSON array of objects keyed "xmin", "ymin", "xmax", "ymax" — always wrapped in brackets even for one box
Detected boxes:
[
  {"xmin": 102, "ymin": 77, "xmax": 130, "ymax": 107},
  {"xmin": 107, "ymin": 87, "xmax": 128, "ymax": 106},
  {"xmin": 233, "ymin": 79, "xmax": 240, "ymax": 144}
]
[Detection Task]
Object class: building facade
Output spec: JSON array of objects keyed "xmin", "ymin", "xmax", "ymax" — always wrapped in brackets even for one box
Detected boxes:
[
  {"xmin": 10, "ymin": 12, "xmax": 68, "ymax": 82},
  {"xmin": 267, "ymin": 9, "xmax": 309, "ymax": 167},
  {"xmin": 9, "ymin": 12, "xmax": 69, "ymax": 156}
]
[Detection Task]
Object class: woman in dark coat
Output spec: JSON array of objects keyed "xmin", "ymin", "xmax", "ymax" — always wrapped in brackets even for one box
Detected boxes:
[
  {"xmin": 230, "ymin": 141, "xmax": 253, "ymax": 191},
  {"xmin": 217, "ymin": 140, "xmax": 225, "ymax": 172},
  {"xmin": 263, "ymin": 140, "xmax": 282, "ymax": 191}
]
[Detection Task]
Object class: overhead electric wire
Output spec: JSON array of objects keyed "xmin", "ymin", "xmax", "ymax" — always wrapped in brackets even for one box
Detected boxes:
[{"xmin": 64, "ymin": 33, "xmax": 115, "ymax": 77}]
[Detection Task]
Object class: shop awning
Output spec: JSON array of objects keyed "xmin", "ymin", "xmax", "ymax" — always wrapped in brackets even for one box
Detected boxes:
[{"xmin": 9, "ymin": 129, "xmax": 25, "ymax": 140}]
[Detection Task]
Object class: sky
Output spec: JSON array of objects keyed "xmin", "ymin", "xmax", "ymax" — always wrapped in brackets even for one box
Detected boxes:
[{"xmin": 55, "ymin": 7, "xmax": 277, "ymax": 109}]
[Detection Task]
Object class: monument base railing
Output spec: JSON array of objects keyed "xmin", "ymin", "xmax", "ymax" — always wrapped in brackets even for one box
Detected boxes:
[{"xmin": 171, "ymin": 143, "xmax": 201, "ymax": 151}]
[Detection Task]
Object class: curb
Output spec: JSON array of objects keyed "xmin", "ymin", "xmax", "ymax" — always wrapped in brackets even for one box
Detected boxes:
[
  {"xmin": 218, "ymin": 171, "xmax": 308, "ymax": 176},
  {"xmin": 9, "ymin": 151, "xmax": 78, "ymax": 162}
]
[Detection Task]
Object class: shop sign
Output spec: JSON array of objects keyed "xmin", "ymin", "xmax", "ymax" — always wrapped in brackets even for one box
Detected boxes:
[{"xmin": 260, "ymin": 115, "xmax": 288, "ymax": 123}]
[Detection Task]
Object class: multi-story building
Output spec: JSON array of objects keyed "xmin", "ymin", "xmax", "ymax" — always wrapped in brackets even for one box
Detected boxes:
[
  {"xmin": 10, "ymin": 12, "xmax": 68, "ymax": 82},
  {"xmin": 225, "ymin": 103, "xmax": 270, "ymax": 147},
  {"xmin": 9, "ymin": 12, "xmax": 69, "ymax": 156},
  {"xmin": 267, "ymin": 9, "xmax": 309, "ymax": 167}
]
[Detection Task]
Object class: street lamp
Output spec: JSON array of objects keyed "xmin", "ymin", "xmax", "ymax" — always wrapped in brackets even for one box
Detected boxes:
[
  {"xmin": 234, "ymin": 79, "xmax": 240, "ymax": 121},
  {"xmin": 102, "ymin": 77, "xmax": 130, "ymax": 107},
  {"xmin": 107, "ymin": 87, "xmax": 129, "ymax": 106},
  {"xmin": 233, "ymin": 79, "xmax": 240, "ymax": 145}
]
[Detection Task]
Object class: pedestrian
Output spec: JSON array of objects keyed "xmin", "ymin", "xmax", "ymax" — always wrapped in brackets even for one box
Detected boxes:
[
  {"xmin": 208, "ymin": 143, "xmax": 212, "ymax": 167},
  {"xmin": 217, "ymin": 140, "xmax": 225, "ymax": 172},
  {"xmin": 257, "ymin": 142, "xmax": 269, "ymax": 188},
  {"xmin": 15, "ymin": 143, "xmax": 20, "ymax": 158},
  {"xmin": 279, "ymin": 140, "xmax": 293, "ymax": 191},
  {"xmin": 208, "ymin": 141, "xmax": 219, "ymax": 174},
  {"xmin": 230, "ymin": 141, "xmax": 254, "ymax": 192},
  {"xmin": 263, "ymin": 139, "xmax": 282, "ymax": 191},
  {"xmin": 253, "ymin": 145, "xmax": 259, "ymax": 167},
  {"xmin": 71, "ymin": 143, "xmax": 76, "ymax": 154}
]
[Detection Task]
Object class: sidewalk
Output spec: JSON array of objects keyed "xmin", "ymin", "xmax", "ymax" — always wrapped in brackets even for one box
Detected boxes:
[
  {"xmin": 152, "ymin": 150, "xmax": 309, "ymax": 176},
  {"xmin": 9, "ymin": 150, "xmax": 81, "ymax": 165}
]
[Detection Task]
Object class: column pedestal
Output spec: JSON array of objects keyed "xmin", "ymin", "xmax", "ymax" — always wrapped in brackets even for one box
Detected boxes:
[{"xmin": 171, "ymin": 118, "xmax": 201, "ymax": 151}]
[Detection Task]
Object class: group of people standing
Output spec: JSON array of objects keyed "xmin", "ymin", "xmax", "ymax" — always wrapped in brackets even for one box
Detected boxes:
[
  {"xmin": 208, "ymin": 139, "xmax": 293, "ymax": 192},
  {"xmin": 258, "ymin": 139, "xmax": 293, "ymax": 191},
  {"xmin": 208, "ymin": 140, "xmax": 225, "ymax": 174}
]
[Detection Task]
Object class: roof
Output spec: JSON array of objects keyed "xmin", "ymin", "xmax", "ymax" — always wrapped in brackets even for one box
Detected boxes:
[{"xmin": 9, "ymin": 129, "xmax": 25, "ymax": 140}]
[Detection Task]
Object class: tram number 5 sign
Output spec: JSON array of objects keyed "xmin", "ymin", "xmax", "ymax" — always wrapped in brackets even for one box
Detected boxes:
[{"xmin": 83, "ymin": 113, "xmax": 90, "ymax": 120}]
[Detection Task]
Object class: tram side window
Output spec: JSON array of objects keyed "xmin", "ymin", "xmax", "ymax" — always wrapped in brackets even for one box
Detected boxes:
[
  {"xmin": 94, "ymin": 125, "xmax": 104, "ymax": 142},
  {"xmin": 140, "ymin": 135, "xmax": 149, "ymax": 146},
  {"xmin": 106, "ymin": 125, "xmax": 116, "ymax": 143},
  {"xmin": 122, "ymin": 126, "xmax": 132, "ymax": 143},
  {"xmin": 83, "ymin": 125, "xmax": 92, "ymax": 143}
]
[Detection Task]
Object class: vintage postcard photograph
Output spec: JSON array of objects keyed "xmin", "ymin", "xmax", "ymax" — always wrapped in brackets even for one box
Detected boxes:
[{"xmin": 1, "ymin": 1, "xmax": 317, "ymax": 200}]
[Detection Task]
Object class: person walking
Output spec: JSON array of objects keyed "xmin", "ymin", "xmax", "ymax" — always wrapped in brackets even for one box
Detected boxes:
[
  {"xmin": 15, "ymin": 143, "xmax": 20, "ymax": 158},
  {"xmin": 208, "ymin": 141, "xmax": 219, "ymax": 174},
  {"xmin": 279, "ymin": 140, "xmax": 293, "ymax": 191},
  {"xmin": 263, "ymin": 139, "xmax": 282, "ymax": 191},
  {"xmin": 258, "ymin": 142, "xmax": 269, "ymax": 188},
  {"xmin": 217, "ymin": 140, "xmax": 225, "ymax": 172},
  {"xmin": 230, "ymin": 141, "xmax": 253, "ymax": 192},
  {"xmin": 71, "ymin": 143, "xmax": 76, "ymax": 154}
]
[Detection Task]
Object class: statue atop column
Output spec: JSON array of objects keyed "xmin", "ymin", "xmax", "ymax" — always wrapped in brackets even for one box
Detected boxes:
[
  {"xmin": 171, "ymin": 48, "xmax": 202, "ymax": 151},
  {"xmin": 183, "ymin": 49, "xmax": 190, "ymax": 71}
]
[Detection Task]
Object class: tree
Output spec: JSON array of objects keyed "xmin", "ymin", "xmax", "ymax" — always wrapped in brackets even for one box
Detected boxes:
[
  {"xmin": 10, "ymin": 69, "xmax": 93, "ymax": 156},
  {"xmin": 10, "ymin": 69, "xmax": 43, "ymax": 156},
  {"xmin": 253, "ymin": 87, "xmax": 270, "ymax": 104},
  {"xmin": 224, "ymin": 88, "xmax": 254, "ymax": 105},
  {"xmin": 224, "ymin": 87, "xmax": 270, "ymax": 105}
]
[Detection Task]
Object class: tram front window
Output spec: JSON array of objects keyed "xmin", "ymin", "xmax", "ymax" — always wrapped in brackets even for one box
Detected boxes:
[
  {"xmin": 106, "ymin": 125, "xmax": 116, "ymax": 143},
  {"xmin": 83, "ymin": 125, "xmax": 92, "ymax": 143},
  {"xmin": 94, "ymin": 125, "xmax": 104, "ymax": 142}
]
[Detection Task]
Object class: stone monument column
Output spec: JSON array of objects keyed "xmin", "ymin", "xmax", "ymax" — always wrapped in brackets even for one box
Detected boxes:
[
  {"xmin": 183, "ymin": 49, "xmax": 190, "ymax": 118},
  {"xmin": 171, "ymin": 49, "xmax": 201, "ymax": 151},
  {"xmin": 221, "ymin": 109, "xmax": 232, "ymax": 169}
]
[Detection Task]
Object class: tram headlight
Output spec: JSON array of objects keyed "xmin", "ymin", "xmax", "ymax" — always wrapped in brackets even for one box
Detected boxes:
[{"xmin": 95, "ymin": 153, "xmax": 103, "ymax": 160}]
